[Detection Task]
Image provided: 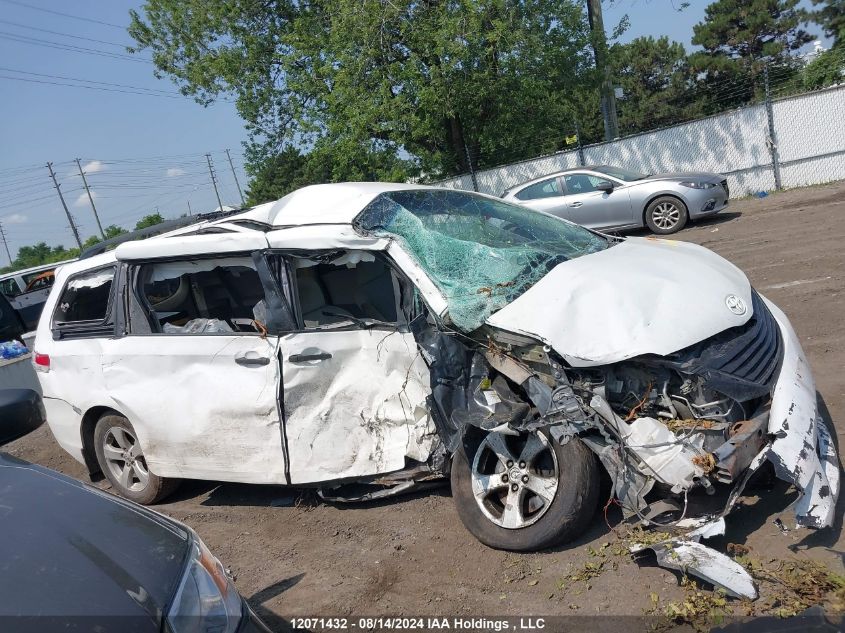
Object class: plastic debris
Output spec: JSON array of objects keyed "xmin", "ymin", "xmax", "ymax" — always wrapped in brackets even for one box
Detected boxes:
[{"xmin": 0, "ymin": 340, "xmax": 28, "ymax": 360}]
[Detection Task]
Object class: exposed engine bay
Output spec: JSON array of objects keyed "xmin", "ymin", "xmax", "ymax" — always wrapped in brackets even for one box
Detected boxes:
[{"xmin": 395, "ymin": 291, "xmax": 838, "ymax": 600}]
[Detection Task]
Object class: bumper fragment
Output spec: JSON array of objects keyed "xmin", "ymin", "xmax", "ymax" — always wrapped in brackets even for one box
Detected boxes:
[{"xmin": 764, "ymin": 298, "xmax": 840, "ymax": 529}]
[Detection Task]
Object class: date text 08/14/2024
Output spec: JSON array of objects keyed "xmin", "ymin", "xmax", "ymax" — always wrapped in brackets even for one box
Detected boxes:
[{"xmin": 290, "ymin": 617, "xmax": 547, "ymax": 631}]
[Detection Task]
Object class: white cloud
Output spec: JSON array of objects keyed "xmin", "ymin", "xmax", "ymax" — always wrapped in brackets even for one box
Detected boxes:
[
  {"xmin": 73, "ymin": 191, "xmax": 98, "ymax": 207},
  {"xmin": 82, "ymin": 160, "xmax": 106, "ymax": 174},
  {"xmin": 166, "ymin": 167, "xmax": 186, "ymax": 177},
  {"xmin": 3, "ymin": 213, "xmax": 27, "ymax": 224},
  {"xmin": 67, "ymin": 160, "xmax": 107, "ymax": 178}
]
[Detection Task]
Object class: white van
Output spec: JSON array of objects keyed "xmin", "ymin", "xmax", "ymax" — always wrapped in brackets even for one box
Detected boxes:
[
  {"xmin": 0, "ymin": 260, "xmax": 74, "ymax": 329},
  {"xmin": 32, "ymin": 183, "xmax": 837, "ymax": 566}
]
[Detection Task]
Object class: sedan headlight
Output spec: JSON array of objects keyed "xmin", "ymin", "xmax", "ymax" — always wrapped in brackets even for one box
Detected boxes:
[
  {"xmin": 679, "ymin": 181, "xmax": 717, "ymax": 189},
  {"xmin": 167, "ymin": 536, "xmax": 242, "ymax": 633}
]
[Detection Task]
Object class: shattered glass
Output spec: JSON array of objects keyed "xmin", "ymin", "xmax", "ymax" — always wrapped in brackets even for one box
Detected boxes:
[{"xmin": 355, "ymin": 190, "xmax": 609, "ymax": 331}]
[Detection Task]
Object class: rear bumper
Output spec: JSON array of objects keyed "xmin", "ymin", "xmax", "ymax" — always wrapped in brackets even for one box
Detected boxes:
[{"xmin": 764, "ymin": 296, "xmax": 840, "ymax": 528}]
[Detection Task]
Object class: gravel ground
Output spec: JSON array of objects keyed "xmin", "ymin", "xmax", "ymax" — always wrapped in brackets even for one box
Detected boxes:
[{"xmin": 5, "ymin": 181, "xmax": 845, "ymax": 631}]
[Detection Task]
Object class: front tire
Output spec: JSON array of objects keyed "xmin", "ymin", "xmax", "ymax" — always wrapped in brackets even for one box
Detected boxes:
[
  {"xmin": 93, "ymin": 414, "xmax": 178, "ymax": 504},
  {"xmin": 450, "ymin": 431, "xmax": 599, "ymax": 551},
  {"xmin": 645, "ymin": 196, "xmax": 688, "ymax": 234}
]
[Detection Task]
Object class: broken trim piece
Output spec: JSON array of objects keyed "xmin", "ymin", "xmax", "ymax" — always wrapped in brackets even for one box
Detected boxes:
[{"xmin": 632, "ymin": 539, "xmax": 757, "ymax": 600}]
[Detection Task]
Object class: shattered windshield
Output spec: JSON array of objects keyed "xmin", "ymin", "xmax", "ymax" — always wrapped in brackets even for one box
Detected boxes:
[{"xmin": 355, "ymin": 189, "xmax": 609, "ymax": 331}]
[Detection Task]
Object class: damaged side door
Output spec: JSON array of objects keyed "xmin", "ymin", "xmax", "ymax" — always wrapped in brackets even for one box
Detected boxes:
[
  {"xmin": 272, "ymin": 249, "xmax": 435, "ymax": 484},
  {"xmin": 104, "ymin": 234, "xmax": 289, "ymax": 484}
]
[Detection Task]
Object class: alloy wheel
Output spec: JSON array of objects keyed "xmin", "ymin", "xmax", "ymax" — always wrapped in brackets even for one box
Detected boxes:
[
  {"xmin": 102, "ymin": 426, "xmax": 150, "ymax": 492},
  {"xmin": 652, "ymin": 202, "xmax": 681, "ymax": 230},
  {"xmin": 470, "ymin": 431, "xmax": 559, "ymax": 529}
]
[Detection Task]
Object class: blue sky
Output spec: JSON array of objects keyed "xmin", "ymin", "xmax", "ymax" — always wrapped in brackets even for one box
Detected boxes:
[{"xmin": 0, "ymin": 0, "xmax": 831, "ymax": 260}]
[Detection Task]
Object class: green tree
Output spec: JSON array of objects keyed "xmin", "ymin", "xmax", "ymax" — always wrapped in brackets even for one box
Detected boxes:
[
  {"xmin": 802, "ymin": 46, "xmax": 845, "ymax": 88},
  {"xmin": 129, "ymin": 0, "xmax": 595, "ymax": 178},
  {"xmin": 134, "ymin": 213, "xmax": 165, "ymax": 231},
  {"xmin": 812, "ymin": 0, "xmax": 845, "ymax": 46},
  {"xmin": 611, "ymin": 36, "xmax": 701, "ymax": 134},
  {"xmin": 79, "ymin": 225, "xmax": 128, "ymax": 251},
  {"xmin": 690, "ymin": 0, "xmax": 814, "ymax": 106},
  {"xmin": 245, "ymin": 145, "xmax": 413, "ymax": 205}
]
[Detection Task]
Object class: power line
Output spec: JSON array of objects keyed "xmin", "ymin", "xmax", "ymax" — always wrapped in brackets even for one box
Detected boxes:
[
  {"xmin": 0, "ymin": 66, "xmax": 183, "ymax": 97},
  {"xmin": 0, "ymin": 0, "xmax": 126, "ymax": 30},
  {"xmin": 0, "ymin": 18, "xmax": 134, "ymax": 48},
  {"xmin": 0, "ymin": 32, "xmax": 151, "ymax": 63},
  {"xmin": 0, "ymin": 74, "xmax": 189, "ymax": 99}
]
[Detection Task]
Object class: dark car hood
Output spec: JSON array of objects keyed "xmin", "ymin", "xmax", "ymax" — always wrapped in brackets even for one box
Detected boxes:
[{"xmin": 0, "ymin": 453, "xmax": 188, "ymax": 629}]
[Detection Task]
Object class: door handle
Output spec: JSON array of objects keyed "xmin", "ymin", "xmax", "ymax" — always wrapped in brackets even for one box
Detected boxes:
[
  {"xmin": 234, "ymin": 352, "xmax": 271, "ymax": 367},
  {"xmin": 569, "ymin": 201, "xmax": 583, "ymax": 207},
  {"xmin": 289, "ymin": 351, "xmax": 332, "ymax": 363}
]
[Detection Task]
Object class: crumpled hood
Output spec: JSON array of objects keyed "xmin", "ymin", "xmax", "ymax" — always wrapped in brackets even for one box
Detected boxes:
[{"xmin": 486, "ymin": 237, "xmax": 753, "ymax": 366}]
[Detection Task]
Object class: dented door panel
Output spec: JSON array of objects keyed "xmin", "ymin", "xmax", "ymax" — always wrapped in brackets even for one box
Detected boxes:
[
  {"xmin": 102, "ymin": 334, "xmax": 286, "ymax": 483},
  {"xmin": 280, "ymin": 329, "xmax": 435, "ymax": 484}
]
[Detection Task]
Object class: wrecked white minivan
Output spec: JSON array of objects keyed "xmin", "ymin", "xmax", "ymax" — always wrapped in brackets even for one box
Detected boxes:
[{"xmin": 34, "ymin": 184, "xmax": 838, "ymax": 571}]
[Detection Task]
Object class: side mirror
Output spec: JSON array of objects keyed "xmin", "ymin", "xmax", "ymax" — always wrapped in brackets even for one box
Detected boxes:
[{"xmin": 595, "ymin": 181, "xmax": 614, "ymax": 193}]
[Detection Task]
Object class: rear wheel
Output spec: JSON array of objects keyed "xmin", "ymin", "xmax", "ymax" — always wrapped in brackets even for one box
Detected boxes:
[
  {"xmin": 93, "ymin": 414, "xmax": 178, "ymax": 504},
  {"xmin": 450, "ymin": 430, "xmax": 599, "ymax": 551},
  {"xmin": 645, "ymin": 196, "xmax": 688, "ymax": 234}
]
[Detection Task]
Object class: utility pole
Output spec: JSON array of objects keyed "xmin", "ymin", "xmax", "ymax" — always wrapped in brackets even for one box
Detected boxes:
[
  {"xmin": 205, "ymin": 153, "xmax": 224, "ymax": 212},
  {"xmin": 463, "ymin": 139, "xmax": 479, "ymax": 192},
  {"xmin": 225, "ymin": 149, "xmax": 245, "ymax": 207},
  {"xmin": 586, "ymin": 0, "xmax": 619, "ymax": 141},
  {"xmin": 46, "ymin": 162, "xmax": 82, "ymax": 249},
  {"xmin": 187, "ymin": 200, "xmax": 193, "ymax": 216},
  {"xmin": 763, "ymin": 64, "xmax": 782, "ymax": 191},
  {"xmin": 75, "ymin": 158, "xmax": 106, "ymax": 239},
  {"xmin": 0, "ymin": 222, "xmax": 12, "ymax": 265}
]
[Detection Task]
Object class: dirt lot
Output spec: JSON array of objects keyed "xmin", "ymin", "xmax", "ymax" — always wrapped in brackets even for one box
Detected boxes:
[{"xmin": 6, "ymin": 181, "xmax": 845, "ymax": 630}]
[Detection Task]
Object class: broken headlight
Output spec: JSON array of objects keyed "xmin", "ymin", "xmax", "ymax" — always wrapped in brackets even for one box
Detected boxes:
[{"xmin": 166, "ymin": 535, "xmax": 243, "ymax": 633}]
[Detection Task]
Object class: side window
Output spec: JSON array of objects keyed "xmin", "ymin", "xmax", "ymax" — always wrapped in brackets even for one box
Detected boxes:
[
  {"xmin": 563, "ymin": 173, "xmax": 613, "ymax": 194},
  {"xmin": 138, "ymin": 257, "xmax": 266, "ymax": 334},
  {"xmin": 0, "ymin": 278, "xmax": 21, "ymax": 298},
  {"xmin": 515, "ymin": 177, "xmax": 562, "ymax": 201},
  {"xmin": 291, "ymin": 251, "xmax": 399, "ymax": 329},
  {"xmin": 53, "ymin": 267, "xmax": 116, "ymax": 325},
  {"xmin": 24, "ymin": 272, "xmax": 55, "ymax": 292}
]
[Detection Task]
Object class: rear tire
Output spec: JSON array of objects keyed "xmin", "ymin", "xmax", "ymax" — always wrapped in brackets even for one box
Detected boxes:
[
  {"xmin": 450, "ymin": 431, "xmax": 599, "ymax": 551},
  {"xmin": 93, "ymin": 414, "xmax": 178, "ymax": 505},
  {"xmin": 645, "ymin": 196, "xmax": 688, "ymax": 234}
]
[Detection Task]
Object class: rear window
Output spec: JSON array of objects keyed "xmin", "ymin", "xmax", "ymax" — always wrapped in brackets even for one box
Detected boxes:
[{"xmin": 54, "ymin": 267, "xmax": 116, "ymax": 325}]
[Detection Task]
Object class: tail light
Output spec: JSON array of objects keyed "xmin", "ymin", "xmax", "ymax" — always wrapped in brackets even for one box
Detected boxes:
[{"xmin": 34, "ymin": 352, "xmax": 50, "ymax": 371}]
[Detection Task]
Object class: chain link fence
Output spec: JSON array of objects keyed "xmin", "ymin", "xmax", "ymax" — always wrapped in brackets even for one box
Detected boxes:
[{"xmin": 433, "ymin": 83, "xmax": 845, "ymax": 199}]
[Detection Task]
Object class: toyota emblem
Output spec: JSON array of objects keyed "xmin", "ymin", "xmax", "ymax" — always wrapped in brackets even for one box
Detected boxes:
[{"xmin": 725, "ymin": 294, "xmax": 747, "ymax": 316}]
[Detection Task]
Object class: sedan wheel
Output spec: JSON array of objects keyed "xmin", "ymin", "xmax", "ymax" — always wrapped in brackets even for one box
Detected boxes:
[
  {"xmin": 645, "ymin": 196, "xmax": 689, "ymax": 235},
  {"xmin": 93, "ymin": 413, "xmax": 178, "ymax": 504},
  {"xmin": 450, "ymin": 431, "xmax": 600, "ymax": 551}
]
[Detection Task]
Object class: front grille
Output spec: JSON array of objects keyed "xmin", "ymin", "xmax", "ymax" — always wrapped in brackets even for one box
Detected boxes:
[
  {"xmin": 721, "ymin": 179, "xmax": 730, "ymax": 198},
  {"xmin": 662, "ymin": 291, "xmax": 784, "ymax": 401}
]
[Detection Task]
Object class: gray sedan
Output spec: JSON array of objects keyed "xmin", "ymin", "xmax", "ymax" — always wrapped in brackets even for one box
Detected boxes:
[{"xmin": 501, "ymin": 165, "xmax": 729, "ymax": 234}]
